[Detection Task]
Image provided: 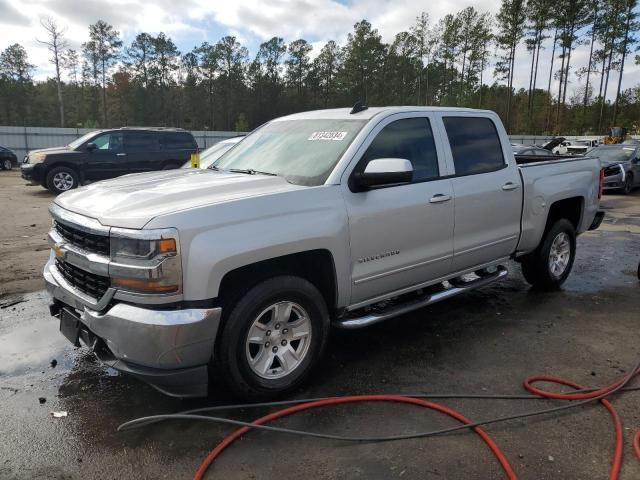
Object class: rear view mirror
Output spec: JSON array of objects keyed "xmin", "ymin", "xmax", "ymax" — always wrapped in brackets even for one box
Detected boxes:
[
  {"xmin": 86, "ymin": 142, "xmax": 97, "ymax": 152},
  {"xmin": 352, "ymin": 158, "xmax": 413, "ymax": 190}
]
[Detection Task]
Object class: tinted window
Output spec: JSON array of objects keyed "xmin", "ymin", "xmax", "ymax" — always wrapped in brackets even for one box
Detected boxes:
[
  {"xmin": 361, "ymin": 117, "xmax": 439, "ymax": 182},
  {"xmin": 91, "ymin": 132, "xmax": 124, "ymax": 151},
  {"xmin": 163, "ymin": 132, "xmax": 196, "ymax": 150},
  {"xmin": 443, "ymin": 117, "xmax": 505, "ymax": 175},
  {"xmin": 125, "ymin": 132, "xmax": 160, "ymax": 152}
]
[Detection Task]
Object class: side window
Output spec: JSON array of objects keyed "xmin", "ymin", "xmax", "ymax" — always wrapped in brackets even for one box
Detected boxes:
[
  {"xmin": 125, "ymin": 133, "xmax": 160, "ymax": 152},
  {"xmin": 443, "ymin": 117, "xmax": 505, "ymax": 176},
  {"xmin": 163, "ymin": 132, "xmax": 196, "ymax": 150},
  {"xmin": 361, "ymin": 117, "xmax": 439, "ymax": 182},
  {"xmin": 91, "ymin": 132, "xmax": 124, "ymax": 152}
]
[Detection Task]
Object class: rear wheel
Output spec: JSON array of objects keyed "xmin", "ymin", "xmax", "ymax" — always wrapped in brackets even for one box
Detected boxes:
[
  {"xmin": 521, "ymin": 219, "xmax": 576, "ymax": 290},
  {"xmin": 46, "ymin": 166, "xmax": 79, "ymax": 194},
  {"xmin": 216, "ymin": 275, "xmax": 329, "ymax": 399},
  {"xmin": 2, "ymin": 158, "xmax": 12, "ymax": 170}
]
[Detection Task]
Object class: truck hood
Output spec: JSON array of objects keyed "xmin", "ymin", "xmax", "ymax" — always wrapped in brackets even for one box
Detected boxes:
[{"xmin": 55, "ymin": 169, "xmax": 302, "ymax": 229}]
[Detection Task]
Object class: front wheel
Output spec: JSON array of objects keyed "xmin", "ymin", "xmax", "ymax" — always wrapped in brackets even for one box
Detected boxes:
[
  {"xmin": 521, "ymin": 219, "xmax": 576, "ymax": 290},
  {"xmin": 46, "ymin": 166, "xmax": 79, "ymax": 194},
  {"xmin": 622, "ymin": 174, "xmax": 634, "ymax": 195},
  {"xmin": 216, "ymin": 275, "xmax": 330, "ymax": 399},
  {"xmin": 2, "ymin": 159, "xmax": 12, "ymax": 170}
]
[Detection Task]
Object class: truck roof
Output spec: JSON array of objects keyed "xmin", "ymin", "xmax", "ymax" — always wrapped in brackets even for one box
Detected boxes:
[{"xmin": 278, "ymin": 106, "xmax": 496, "ymax": 121}]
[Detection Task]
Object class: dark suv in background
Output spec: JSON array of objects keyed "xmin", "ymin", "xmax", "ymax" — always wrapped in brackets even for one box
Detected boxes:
[
  {"xmin": 0, "ymin": 145, "xmax": 18, "ymax": 170},
  {"xmin": 21, "ymin": 127, "xmax": 198, "ymax": 194}
]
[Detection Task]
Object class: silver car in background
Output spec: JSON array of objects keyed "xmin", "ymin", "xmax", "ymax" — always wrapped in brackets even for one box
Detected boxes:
[{"xmin": 589, "ymin": 145, "xmax": 640, "ymax": 194}]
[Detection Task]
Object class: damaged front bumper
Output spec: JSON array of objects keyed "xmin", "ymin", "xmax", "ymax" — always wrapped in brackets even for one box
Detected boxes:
[{"xmin": 45, "ymin": 258, "xmax": 221, "ymax": 397}]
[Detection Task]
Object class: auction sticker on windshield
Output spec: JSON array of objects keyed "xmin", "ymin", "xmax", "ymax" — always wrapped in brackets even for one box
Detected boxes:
[{"xmin": 308, "ymin": 131, "xmax": 348, "ymax": 141}]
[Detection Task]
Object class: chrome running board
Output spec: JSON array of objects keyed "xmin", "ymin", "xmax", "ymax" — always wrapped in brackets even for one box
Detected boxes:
[{"xmin": 334, "ymin": 266, "xmax": 508, "ymax": 329}]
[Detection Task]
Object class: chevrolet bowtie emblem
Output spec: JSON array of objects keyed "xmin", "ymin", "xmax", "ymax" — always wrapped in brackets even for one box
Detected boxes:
[{"xmin": 53, "ymin": 244, "xmax": 65, "ymax": 259}]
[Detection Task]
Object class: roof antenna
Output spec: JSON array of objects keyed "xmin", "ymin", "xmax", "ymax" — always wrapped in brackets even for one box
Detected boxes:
[{"xmin": 350, "ymin": 101, "xmax": 368, "ymax": 114}]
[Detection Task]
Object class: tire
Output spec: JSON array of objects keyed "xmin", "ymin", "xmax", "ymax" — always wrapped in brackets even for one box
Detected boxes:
[
  {"xmin": 216, "ymin": 275, "xmax": 330, "ymax": 399},
  {"xmin": 46, "ymin": 166, "xmax": 79, "ymax": 194},
  {"xmin": 622, "ymin": 174, "xmax": 633, "ymax": 195},
  {"xmin": 521, "ymin": 218, "xmax": 576, "ymax": 290},
  {"xmin": 2, "ymin": 159, "xmax": 12, "ymax": 170}
]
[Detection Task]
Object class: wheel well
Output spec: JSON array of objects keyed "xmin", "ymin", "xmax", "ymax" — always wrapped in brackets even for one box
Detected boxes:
[
  {"xmin": 46, "ymin": 163, "xmax": 80, "ymax": 177},
  {"xmin": 545, "ymin": 197, "xmax": 583, "ymax": 232},
  {"xmin": 218, "ymin": 250, "xmax": 338, "ymax": 314}
]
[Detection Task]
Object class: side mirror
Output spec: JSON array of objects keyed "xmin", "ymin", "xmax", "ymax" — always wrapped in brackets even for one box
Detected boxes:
[
  {"xmin": 86, "ymin": 142, "xmax": 97, "ymax": 152},
  {"xmin": 352, "ymin": 158, "xmax": 413, "ymax": 190}
]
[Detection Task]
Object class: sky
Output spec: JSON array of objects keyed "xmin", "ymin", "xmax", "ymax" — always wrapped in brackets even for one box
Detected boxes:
[{"xmin": 1, "ymin": 0, "xmax": 638, "ymax": 100}]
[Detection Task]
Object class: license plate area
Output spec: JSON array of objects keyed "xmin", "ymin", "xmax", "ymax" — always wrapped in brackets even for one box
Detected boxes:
[{"xmin": 60, "ymin": 308, "xmax": 81, "ymax": 347}]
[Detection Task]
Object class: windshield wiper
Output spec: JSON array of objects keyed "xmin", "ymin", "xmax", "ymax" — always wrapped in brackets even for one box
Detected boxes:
[{"xmin": 228, "ymin": 168, "xmax": 277, "ymax": 177}]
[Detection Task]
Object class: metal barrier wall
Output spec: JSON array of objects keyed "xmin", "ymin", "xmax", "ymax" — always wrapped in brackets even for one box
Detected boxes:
[{"xmin": 0, "ymin": 126, "xmax": 245, "ymax": 160}]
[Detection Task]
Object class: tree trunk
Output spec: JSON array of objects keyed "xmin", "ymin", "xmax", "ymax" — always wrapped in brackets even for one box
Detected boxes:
[
  {"xmin": 527, "ymin": 31, "xmax": 537, "ymax": 125},
  {"xmin": 546, "ymin": 29, "xmax": 558, "ymax": 132},
  {"xmin": 54, "ymin": 55, "xmax": 65, "ymax": 127},
  {"xmin": 531, "ymin": 37, "xmax": 542, "ymax": 132},
  {"xmin": 555, "ymin": 43, "xmax": 567, "ymax": 130},
  {"xmin": 612, "ymin": 4, "xmax": 632, "ymax": 125},
  {"xmin": 598, "ymin": 46, "xmax": 615, "ymax": 133},
  {"xmin": 101, "ymin": 58, "xmax": 107, "ymax": 126},
  {"xmin": 583, "ymin": 15, "xmax": 597, "ymax": 108}
]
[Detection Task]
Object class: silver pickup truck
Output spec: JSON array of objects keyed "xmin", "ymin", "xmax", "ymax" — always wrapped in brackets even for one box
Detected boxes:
[{"xmin": 44, "ymin": 107, "xmax": 604, "ymax": 398}]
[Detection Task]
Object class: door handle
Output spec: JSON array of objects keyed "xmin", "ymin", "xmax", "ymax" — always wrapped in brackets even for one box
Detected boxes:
[
  {"xmin": 117, "ymin": 153, "xmax": 127, "ymax": 157},
  {"xmin": 502, "ymin": 182, "xmax": 519, "ymax": 191},
  {"xmin": 429, "ymin": 194, "xmax": 451, "ymax": 204}
]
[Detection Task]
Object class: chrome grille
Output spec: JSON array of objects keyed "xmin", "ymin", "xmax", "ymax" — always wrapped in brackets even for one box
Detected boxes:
[
  {"xmin": 55, "ymin": 258, "xmax": 110, "ymax": 299},
  {"xmin": 54, "ymin": 221, "xmax": 110, "ymax": 256}
]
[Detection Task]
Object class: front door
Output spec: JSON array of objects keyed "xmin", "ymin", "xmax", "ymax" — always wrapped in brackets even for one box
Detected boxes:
[
  {"xmin": 342, "ymin": 114, "xmax": 455, "ymax": 307},
  {"xmin": 84, "ymin": 132, "xmax": 125, "ymax": 180}
]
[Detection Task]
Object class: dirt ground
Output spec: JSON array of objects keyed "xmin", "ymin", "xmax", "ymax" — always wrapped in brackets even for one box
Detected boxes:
[
  {"xmin": 0, "ymin": 170, "xmax": 53, "ymax": 296},
  {"xmin": 0, "ymin": 170, "xmax": 639, "ymax": 480}
]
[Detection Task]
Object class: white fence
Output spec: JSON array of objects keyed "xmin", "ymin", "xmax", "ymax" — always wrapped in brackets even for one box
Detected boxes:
[{"xmin": 0, "ymin": 126, "xmax": 244, "ymax": 160}]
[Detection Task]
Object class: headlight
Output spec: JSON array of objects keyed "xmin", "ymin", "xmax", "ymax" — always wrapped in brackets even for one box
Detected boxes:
[
  {"xmin": 109, "ymin": 228, "xmax": 182, "ymax": 295},
  {"xmin": 30, "ymin": 152, "xmax": 47, "ymax": 163}
]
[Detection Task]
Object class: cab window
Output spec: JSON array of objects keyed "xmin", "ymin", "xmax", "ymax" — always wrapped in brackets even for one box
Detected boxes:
[
  {"xmin": 125, "ymin": 132, "xmax": 160, "ymax": 152},
  {"xmin": 443, "ymin": 117, "xmax": 505, "ymax": 175},
  {"xmin": 360, "ymin": 117, "xmax": 439, "ymax": 182}
]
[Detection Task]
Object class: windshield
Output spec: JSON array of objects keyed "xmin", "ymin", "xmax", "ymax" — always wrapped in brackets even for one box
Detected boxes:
[
  {"xmin": 183, "ymin": 140, "xmax": 239, "ymax": 168},
  {"xmin": 212, "ymin": 119, "xmax": 367, "ymax": 186},
  {"xmin": 590, "ymin": 147, "xmax": 636, "ymax": 163},
  {"xmin": 68, "ymin": 131, "xmax": 99, "ymax": 150}
]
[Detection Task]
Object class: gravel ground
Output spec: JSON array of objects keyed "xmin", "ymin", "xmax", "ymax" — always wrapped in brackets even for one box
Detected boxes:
[
  {"xmin": 0, "ymin": 170, "xmax": 52, "ymax": 296},
  {"xmin": 0, "ymin": 169, "xmax": 639, "ymax": 480}
]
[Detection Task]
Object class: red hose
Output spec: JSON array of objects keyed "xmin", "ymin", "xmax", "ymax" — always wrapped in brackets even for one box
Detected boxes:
[
  {"xmin": 193, "ymin": 395, "xmax": 517, "ymax": 480},
  {"xmin": 195, "ymin": 373, "xmax": 640, "ymax": 480},
  {"xmin": 523, "ymin": 375, "xmax": 624, "ymax": 480}
]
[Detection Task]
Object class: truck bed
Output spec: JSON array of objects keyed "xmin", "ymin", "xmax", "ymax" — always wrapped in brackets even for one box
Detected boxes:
[{"xmin": 515, "ymin": 153, "xmax": 601, "ymax": 255}]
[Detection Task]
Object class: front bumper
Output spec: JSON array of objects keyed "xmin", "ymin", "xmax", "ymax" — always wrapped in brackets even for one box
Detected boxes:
[
  {"xmin": 21, "ymin": 163, "xmax": 45, "ymax": 184},
  {"xmin": 45, "ymin": 258, "xmax": 222, "ymax": 397}
]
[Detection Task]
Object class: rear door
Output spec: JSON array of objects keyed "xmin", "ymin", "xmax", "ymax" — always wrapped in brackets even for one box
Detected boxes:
[
  {"xmin": 161, "ymin": 132, "xmax": 198, "ymax": 170},
  {"xmin": 342, "ymin": 113, "xmax": 455, "ymax": 306},
  {"xmin": 437, "ymin": 114, "xmax": 521, "ymax": 272},
  {"xmin": 84, "ymin": 131, "xmax": 125, "ymax": 180},
  {"xmin": 123, "ymin": 131, "xmax": 162, "ymax": 172}
]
